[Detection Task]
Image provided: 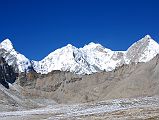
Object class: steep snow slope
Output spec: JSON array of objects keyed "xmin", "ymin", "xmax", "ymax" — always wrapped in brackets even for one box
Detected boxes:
[{"xmin": 0, "ymin": 39, "xmax": 31, "ymax": 72}]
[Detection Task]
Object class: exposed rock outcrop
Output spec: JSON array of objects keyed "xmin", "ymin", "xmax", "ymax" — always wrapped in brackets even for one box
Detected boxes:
[{"xmin": 0, "ymin": 57, "xmax": 17, "ymax": 88}]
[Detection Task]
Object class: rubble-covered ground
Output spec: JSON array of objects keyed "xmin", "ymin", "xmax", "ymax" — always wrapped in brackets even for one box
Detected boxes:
[{"xmin": 0, "ymin": 96, "xmax": 159, "ymax": 120}]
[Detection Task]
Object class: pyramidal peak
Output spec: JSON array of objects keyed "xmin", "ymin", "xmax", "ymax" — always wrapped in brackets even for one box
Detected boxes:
[
  {"xmin": 125, "ymin": 35, "xmax": 159, "ymax": 63},
  {"xmin": 127, "ymin": 35, "xmax": 158, "ymax": 49},
  {"xmin": 139, "ymin": 34, "xmax": 159, "ymax": 45},
  {"xmin": 139, "ymin": 35, "xmax": 159, "ymax": 48},
  {"xmin": 0, "ymin": 38, "xmax": 14, "ymax": 51}
]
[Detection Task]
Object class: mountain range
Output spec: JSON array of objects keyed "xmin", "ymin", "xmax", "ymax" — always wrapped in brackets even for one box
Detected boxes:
[
  {"xmin": 1, "ymin": 34, "xmax": 159, "ymax": 119},
  {"xmin": 0, "ymin": 35, "xmax": 159, "ymax": 75}
]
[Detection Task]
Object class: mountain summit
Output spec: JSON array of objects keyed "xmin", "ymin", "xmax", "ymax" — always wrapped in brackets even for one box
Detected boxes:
[
  {"xmin": 125, "ymin": 35, "xmax": 159, "ymax": 63},
  {"xmin": 0, "ymin": 35, "xmax": 159, "ymax": 74},
  {"xmin": 0, "ymin": 39, "xmax": 14, "ymax": 51},
  {"xmin": 0, "ymin": 39, "xmax": 32, "ymax": 72}
]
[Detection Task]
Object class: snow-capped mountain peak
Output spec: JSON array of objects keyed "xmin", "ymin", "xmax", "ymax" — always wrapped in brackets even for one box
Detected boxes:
[
  {"xmin": 0, "ymin": 39, "xmax": 13, "ymax": 51},
  {"xmin": 125, "ymin": 35, "xmax": 159, "ymax": 63},
  {"xmin": 83, "ymin": 42, "xmax": 104, "ymax": 50},
  {"xmin": 0, "ymin": 39, "xmax": 32, "ymax": 72},
  {"xmin": 84, "ymin": 42, "xmax": 101, "ymax": 47},
  {"xmin": 82, "ymin": 42, "xmax": 112, "ymax": 55},
  {"xmin": 144, "ymin": 34, "xmax": 151, "ymax": 39},
  {"xmin": 65, "ymin": 43, "xmax": 74, "ymax": 48}
]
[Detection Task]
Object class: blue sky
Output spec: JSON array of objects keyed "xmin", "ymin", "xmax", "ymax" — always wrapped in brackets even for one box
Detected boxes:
[{"xmin": 0, "ymin": 0, "xmax": 159, "ymax": 60}]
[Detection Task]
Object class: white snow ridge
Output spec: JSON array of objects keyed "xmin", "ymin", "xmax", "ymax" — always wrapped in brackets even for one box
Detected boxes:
[{"xmin": 0, "ymin": 35, "xmax": 159, "ymax": 74}]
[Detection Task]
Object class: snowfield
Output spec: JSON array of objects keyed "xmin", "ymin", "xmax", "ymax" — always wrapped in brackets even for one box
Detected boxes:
[{"xmin": 0, "ymin": 96, "xmax": 159, "ymax": 120}]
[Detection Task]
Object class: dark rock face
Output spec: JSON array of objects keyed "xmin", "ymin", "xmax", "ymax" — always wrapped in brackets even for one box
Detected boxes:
[
  {"xmin": 0, "ymin": 57, "xmax": 17, "ymax": 88},
  {"xmin": 18, "ymin": 71, "xmax": 38, "ymax": 88}
]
